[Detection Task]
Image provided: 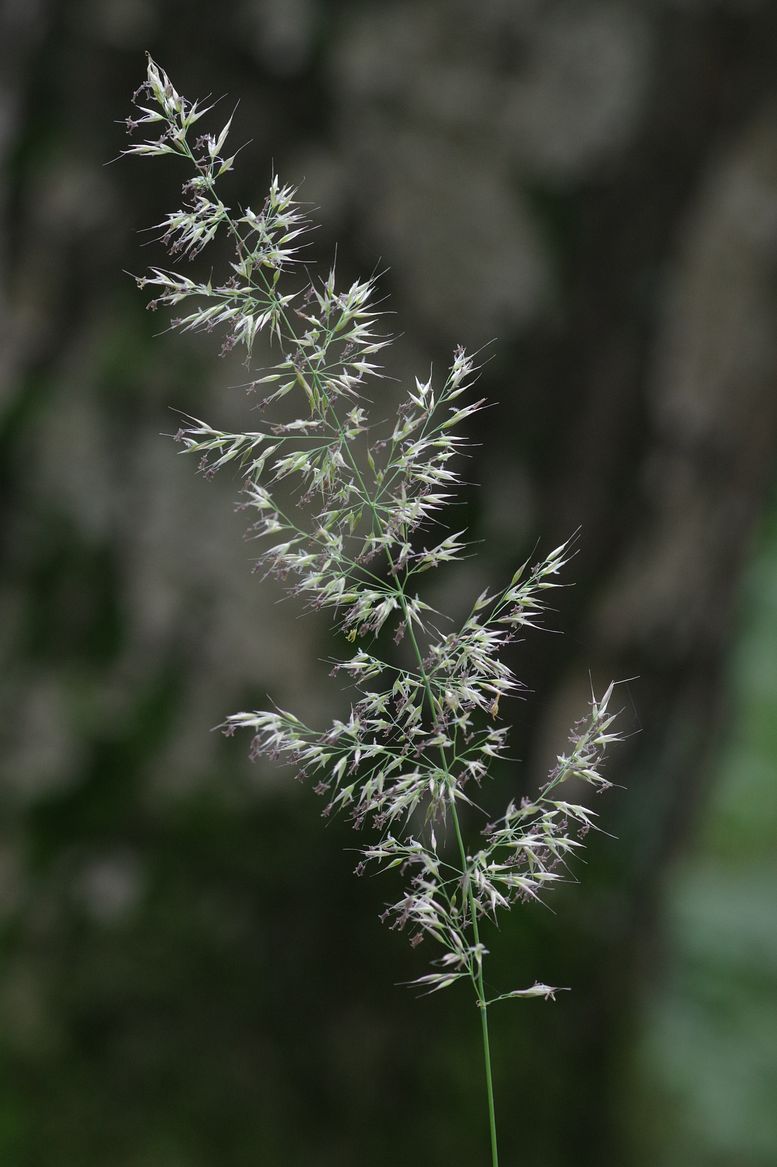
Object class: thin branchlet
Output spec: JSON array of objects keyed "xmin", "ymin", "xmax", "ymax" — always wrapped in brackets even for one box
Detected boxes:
[{"xmin": 124, "ymin": 56, "xmax": 626, "ymax": 1163}]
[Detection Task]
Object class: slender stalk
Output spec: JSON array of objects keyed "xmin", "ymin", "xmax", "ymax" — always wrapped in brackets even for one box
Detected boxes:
[
  {"xmin": 452, "ymin": 805, "xmax": 499, "ymax": 1167},
  {"xmin": 479, "ymin": 993, "xmax": 499, "ymax": 1167},
  {"xmin": 400, "ymin": 593, "xmax": 500, "ymax": 1167}
]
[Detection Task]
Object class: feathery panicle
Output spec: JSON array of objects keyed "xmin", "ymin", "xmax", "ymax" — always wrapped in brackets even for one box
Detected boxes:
[{"xmin": 124, "ymin": 57, "xmax": 626, "ymax": 1167}]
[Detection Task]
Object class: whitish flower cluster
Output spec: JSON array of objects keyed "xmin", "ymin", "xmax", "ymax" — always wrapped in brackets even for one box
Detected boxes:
[{"xmin": 124, "ymin": 58, "xmax": 623, "ymax": 1009}]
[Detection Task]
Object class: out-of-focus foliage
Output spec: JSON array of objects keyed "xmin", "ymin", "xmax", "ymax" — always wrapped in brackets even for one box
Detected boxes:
[{"xmin": 634, "ymin": 506, "xmax": 777, "ymax": 1167}]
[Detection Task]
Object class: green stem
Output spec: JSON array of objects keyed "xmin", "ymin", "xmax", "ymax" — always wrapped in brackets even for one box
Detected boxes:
[
  {"xmin": 450, "ymin": 804, "xmax": 499, "ymax": 1167},
  {"xmin": 400, "ymin": 598, "xmax": 500, "ymax": 1167},
  {"xmin": 478, "ymin": 995, "xmax": 499, "ymax": 1167}
]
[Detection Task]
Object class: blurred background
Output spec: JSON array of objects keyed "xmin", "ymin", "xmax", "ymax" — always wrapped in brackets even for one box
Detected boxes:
[{"xmin": 2, "ymin": 1, "xmax": 777, "ymax": 1165}]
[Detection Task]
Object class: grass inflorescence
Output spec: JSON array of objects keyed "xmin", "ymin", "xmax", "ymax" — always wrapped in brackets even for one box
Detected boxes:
[{"xmin": 123, "ymin": 56, "xmax": 624, "ymax": 1167}]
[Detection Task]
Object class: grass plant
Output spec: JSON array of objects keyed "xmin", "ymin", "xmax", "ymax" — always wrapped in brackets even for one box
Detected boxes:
[{"xmin": 123, "ymin": 56, "xmax": 624, "ymax": 1166}]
